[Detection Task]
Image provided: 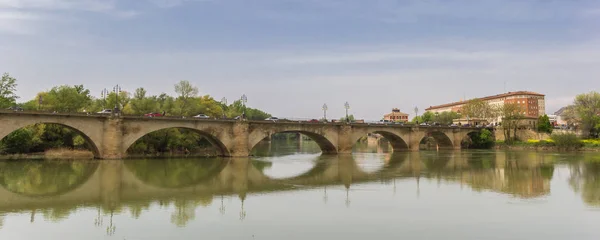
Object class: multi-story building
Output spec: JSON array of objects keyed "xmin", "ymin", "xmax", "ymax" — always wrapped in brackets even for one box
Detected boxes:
[
  {"xmin": 383, "ymin": 108, "xmax": 409, "ymax": 123},
  {"xmin": 425, "ymin": 91, "xmax": 546, "ymax": 125}
]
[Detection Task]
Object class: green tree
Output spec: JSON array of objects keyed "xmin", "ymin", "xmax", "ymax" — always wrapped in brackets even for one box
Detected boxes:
[
  {"xmin": 572, "ymin": 91, "xmax": 600, "ymax": 138},
  {"xmin": 174, "ymin": 80, "xmax": 199, "ymax": 116},
  {"xmin": 461, "ymin": 99, "xmax": 494, "ymax": 120},
  {"xmin": 128, "ymin": 88, "xmax": 159, "ymax": 115},
  {"xmin": 42, "ymin": 85, "xmax": 92, "ymax": 112},
  {"xmin": 500, "ymin": 102, "xmax": 525, "ymax": 143},
  {"xmin": 340, "ymin": 114, "xmax": 355, "ymax": 122},
  {"xmin": 537, "ymin": 114, "xmax": 553, "ymax": 133},
  {"xmin": 0, "ymin": 73, "xmax": 19, "ymax": 108}
]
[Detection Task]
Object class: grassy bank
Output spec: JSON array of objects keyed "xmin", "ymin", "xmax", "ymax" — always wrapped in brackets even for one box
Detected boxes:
[
  {"xmin": 495, "ymin": 138, "xmax": 600, "ymax": 152},
  {"xmin": 0, "ymin": 148, "xmax": 94, "ymax": 160}
]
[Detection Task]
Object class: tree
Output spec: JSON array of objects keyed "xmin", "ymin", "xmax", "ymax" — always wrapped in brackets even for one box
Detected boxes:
[
  {"xmin": 42, "ymin": 85, "xmax": 92, "ymax": 112},
  {"xmin": 572, "ymin": 91, "xmax": 600, "ymax": 138},
  {"xmin": 461, "ymin": 99, "xmax": 494, "ymax": 120},
  {"xmin": 174, "ymin": 80, "xmax": 199, "ymax": 116},
  {"xmin": 433, "ymin": 111, "xmax": 461, "ymax": 125},
  {"xmin": 499, "ymin": 102, "xmax": 525, "ymax": 143},
  {"xmin": 0, "ymin": 73, "xmax": 19, "ymax": 108},
  {"xmin": 128, "ymin": 88, "xmax": 159, "ymax": 115},
  {"xmin": 537, "ymin": 114, "xmax": 553, "ymax": 133},
  {"xmin": 340, "ymin": 114, "xmax": 355, "ymax": 122}
]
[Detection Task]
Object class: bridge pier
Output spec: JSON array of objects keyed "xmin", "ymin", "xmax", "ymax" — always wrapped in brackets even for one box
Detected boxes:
[{"xmin": 100, "ymin": 118, "xmax": 125, "ymax": 159}]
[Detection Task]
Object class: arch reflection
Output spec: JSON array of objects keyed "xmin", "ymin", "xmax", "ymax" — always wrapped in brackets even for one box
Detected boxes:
[
  {"xmin": 124, "ymin": 158, "xmax": 228, "ymax": 189},
  {"xmin": 0, "ymin": 160, "xmax": 98, "ymax": 197}
]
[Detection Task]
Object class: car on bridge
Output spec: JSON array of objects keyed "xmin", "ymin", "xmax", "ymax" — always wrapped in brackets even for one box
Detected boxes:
[
  {"xmin": 6, "ymin": 106, "xmax": 23, "ymax": 111},
  {"xmin": 307, "ymin": 119, "xmax": 320, "ymax": 123},
  {"xmin": 144, "ymin": 112, "xmax": 163, "ymax": 117},
  {"xmin": 193, "ymin": 114, "xmax": 210, "ymax": 119},
  {"xmin": 97, "ymin": 109, "xmax": 112, "ymax": 114},
  {"xmin": 265, "ymin": 117, "xmax": 279, "ymax": 122}
]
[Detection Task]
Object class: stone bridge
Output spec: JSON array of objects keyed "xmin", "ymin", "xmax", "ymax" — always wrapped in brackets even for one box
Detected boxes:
[{"xmin": 0, "ymin": 112, "xmax": 481, "ymax": 159}]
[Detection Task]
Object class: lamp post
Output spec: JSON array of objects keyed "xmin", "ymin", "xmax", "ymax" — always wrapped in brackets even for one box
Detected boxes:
[
  {"xmin": 38, "ymin": 95, "xmax": 43, "ymax": 111},
  {"xmin": 322, "ymin": 103, "xmax": 328, "ymax": 121},
  {"xmin": 435, "ymin": 112, "xmax": 439, "ymax": 124},
  {"xmin": 101, "ymin": 88, "xmax": 109, "ymax": 109},
  {"xmin": 240, "ymin": 94, "xmax": 247, "ymax": 106},
  {"xmin": 113, "ymin": 85, "xmax": 121, "ymax": 114},
  {"xmin": 344, "ymin": 101, "xmax": 350, "ymax": 122},
  {"xmin": 221, "ymin": 97, "xmax": 227, "ymax": 119},
  {"xmin": 240, "ymin": 94, "xmax": 247, "ymax": 120}
]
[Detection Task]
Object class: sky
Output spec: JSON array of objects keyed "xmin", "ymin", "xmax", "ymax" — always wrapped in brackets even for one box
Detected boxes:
[{"xmin": 1, "ymin": 0, "xmax": 600, "ymax": 120}]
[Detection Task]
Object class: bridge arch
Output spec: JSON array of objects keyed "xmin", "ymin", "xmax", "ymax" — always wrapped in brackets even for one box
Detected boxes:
[
  {"xmin": 416, "ymin": 130, "xmax": 455, "ymax": 150},
  {"xmin": 349, "ymin": 128, "xmax": 410, "ymax": 153},
  {"xmin": 247, "ymin": 125, "xmax": 338, "ymax": 155},
  {"xmin": 0, "ymin": 119, "xmax": 103, "ymax": 158},
  {"xmin": 122, "ymin": 126, "xmax": 231, "ymax": 157}
]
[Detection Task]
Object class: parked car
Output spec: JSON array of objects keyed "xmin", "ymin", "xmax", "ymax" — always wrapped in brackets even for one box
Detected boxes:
[
  {"xmin": 144, "ymin": 112, "xmax": 163, "ymax": 117},
  {"xmin": 450, "ymin": 124, "xmax": 459, "ymax": 127},
  {"xmin": 265, "ymin": 117, "xmax": 279, "ymax": 121},
  {"xmin": 308, "ymin": 119, "xmax": 320, "ymax": 123},
  {"xmin": 7, "ymin": 106, "xmax": 23, "ymax": 111},
  {"xmin": 193, "ymin": 114, "xmax": 210, "ymax": 119},
  {"xmin": 97, "ymin": 109, "xmax": 112, "ymax": 114},
  {"xmin": 462, "ymin": 124, "xmax": 471, "ymax": 127},
  {"xmin": 419, "ymin": 123, "xmax": 429, "ymax": 126}
]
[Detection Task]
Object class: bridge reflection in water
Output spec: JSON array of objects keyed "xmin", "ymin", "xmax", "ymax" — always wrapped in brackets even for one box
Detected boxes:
[{"xmin": 0, "ymin": 151, "xmax": 599, "ymax": 228}]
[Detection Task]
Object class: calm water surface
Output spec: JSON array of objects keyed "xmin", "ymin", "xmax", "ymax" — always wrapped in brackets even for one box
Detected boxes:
[{"xmin": 1, "ymin": 140, "xmax": 600, "ymax": 240}]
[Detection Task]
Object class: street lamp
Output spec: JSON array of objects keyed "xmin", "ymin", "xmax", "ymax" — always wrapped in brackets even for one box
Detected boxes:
[
  {"xmin": 435, "ymin": 112, "xmax": 439, "ymax": 123},
  {"xmin": 101, "ymin": 88, "xmax": 109, "ymax": 109},
  {"xmin": 241, "ymin": 94, "xmax": 247, "ymax": 106},
  {"xmin": 322, "ymin": 103, "xmax": 328, "ymax": 120},
  {"xmin": 344, "ymin": 101, "xmax": 350, "ymax": 122},
  {"xmin": 113, "ymin": 85, "xmax": 121, "ymax": 114},
  {"xmin": 221, "ymin": 97, "xmax": 227, "ymax": 119}
]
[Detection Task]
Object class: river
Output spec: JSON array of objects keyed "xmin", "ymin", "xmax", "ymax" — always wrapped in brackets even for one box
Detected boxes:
[{"xmin": 0, "ymin": 139, "xmax": 599, "ymax": 240}]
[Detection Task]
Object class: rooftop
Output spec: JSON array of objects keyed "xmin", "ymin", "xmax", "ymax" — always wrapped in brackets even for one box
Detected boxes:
[{"xmin": 426, "ymin": 91, "xmax": 545, "ymax": 110}]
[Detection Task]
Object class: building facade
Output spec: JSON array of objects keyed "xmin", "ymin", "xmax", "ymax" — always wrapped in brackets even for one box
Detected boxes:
[
  {"xmin": 425, "ymin": 91, "xmax": 546, "ymax": 124},
  {"xmin": 383, "ymin": 108, "xmax": 409, "ymax": 123}
]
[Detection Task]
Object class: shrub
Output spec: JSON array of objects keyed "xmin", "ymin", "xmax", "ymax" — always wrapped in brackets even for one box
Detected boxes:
[{"xmin": 550, "ymin": 133, "xmax": 583, "ymax": 149}]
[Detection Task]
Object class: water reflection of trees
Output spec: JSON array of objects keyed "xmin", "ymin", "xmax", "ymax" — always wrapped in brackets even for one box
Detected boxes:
[
  {"xmin": 124, "ymin": 158, "xmax": 227, "ymax": 188},
  {"xmin": 4, "ymin": 151, "xmax": 600, "ymax": 231},
  {"xmin": 0, "ymin": 161, "xmax": 98, "ymax": 197},
  {"xmin": 569, "ymin": 155, "xmax": 600, "ymax": 206}
]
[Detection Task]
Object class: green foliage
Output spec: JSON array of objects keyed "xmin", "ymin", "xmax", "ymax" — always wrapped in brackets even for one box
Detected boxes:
[
  {"xmin": 550, "ymin": 133, "xmax": 583, "ymax": 149},
  {"xmin": 0, "ymin": 128, "xmax": 34, "ymax": 154},
  {"xmin": 434, "ymin": 111, "xmax": 461, "ymax": 125},
  {"xmin": 174, "ymin": 80, "xmax": 199, "ymax": 116},
  {"xmin": 537, "ymin": 114, "xmax": 553, "ymax": 133},
  {"xmin": 572, "ymin": 91, "xmax": 600, "ymax": 138},
  {"xmin": 0, "ymin": 123, "xmax": 92, "ymax": 154},
  {"xmin": 0, "ymin": 73, "xmax": 19, "ymax": 108},
  {"xmin": 463, "ymin": 129, "xmax": 495, "ymax": 149},
  {"xmin": 462, "ymin": 99, "xmax": 494, "ymax": 119},
  {"xmin": 40, "ymin": 85, "xmax": 93, "ymax": 112},
  {"xmin": 225, "ymin": 99, "xmax": 271, "ymax": 120},
  {"xmin": 127, "ymin": 128, "xmax": 215, "ymax": 155},
  {"xmin": 340, "ymin": 114, "xmax": 356, "ymax": 122},
  {"xmin": 412, "ymin": 111, "xmax": 434, "ymax": 123}
]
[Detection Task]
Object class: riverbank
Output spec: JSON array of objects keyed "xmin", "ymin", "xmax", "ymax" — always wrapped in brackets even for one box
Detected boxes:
[
  {"xmin": 0, "ymin": 149, "xmax": 95, "ymax": 160},
  {"xmin": 494, "ymin": 139, "xmax": 600, "ymax": 152}
]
